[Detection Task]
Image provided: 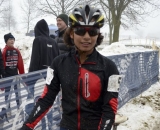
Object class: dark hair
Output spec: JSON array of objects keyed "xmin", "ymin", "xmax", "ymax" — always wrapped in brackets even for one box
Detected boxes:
[{"xmin": 63, "ymin": 27, "xmax": 104, "ymax": 47}]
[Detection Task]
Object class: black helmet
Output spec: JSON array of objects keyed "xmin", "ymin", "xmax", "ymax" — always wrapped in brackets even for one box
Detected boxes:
[{"xmin": 69, "ymin": 5, "xmax": 104, "ymax": 28}]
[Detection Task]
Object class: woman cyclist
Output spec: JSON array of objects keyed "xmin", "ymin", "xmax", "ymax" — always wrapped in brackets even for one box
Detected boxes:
[{"xmin": 20, "ymin": 4, "xmax": 120, "ymax": 130}]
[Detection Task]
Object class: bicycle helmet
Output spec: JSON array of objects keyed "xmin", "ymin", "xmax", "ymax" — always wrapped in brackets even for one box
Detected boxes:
[{"xmin": 69, "ymin": 4, "xmax": 104, "ymax": 28}]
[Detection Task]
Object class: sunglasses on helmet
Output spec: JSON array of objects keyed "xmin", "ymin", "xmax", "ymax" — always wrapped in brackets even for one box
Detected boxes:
[{"xmin": 73, "ymin": 26, "xmax": 100, "ymax": 36}]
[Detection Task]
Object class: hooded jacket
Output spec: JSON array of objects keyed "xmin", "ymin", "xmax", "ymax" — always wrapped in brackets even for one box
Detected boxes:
[
  {"xmin": 29, "ymin": 19, "xmax": 60, "ymax": 72},
  {"xmin": 21, "ymin": 49, "xmax": 119, "ymax": 130}
]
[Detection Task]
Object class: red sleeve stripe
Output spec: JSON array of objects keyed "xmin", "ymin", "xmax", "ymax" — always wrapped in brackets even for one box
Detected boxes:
[
  {"xmin": 26, "ymin": 107, "xmax": 51, "ymax": 129},
  {"xmin": 109, "ymin": 98, "xmax": 118, "ymax": 114},
  {"xmin": 41, "ymin": 85, "xmax": 48, "ymax": 98},
  {"xmin": 98, "ymin": 116, "xmax": 102, "ymax": 130}
]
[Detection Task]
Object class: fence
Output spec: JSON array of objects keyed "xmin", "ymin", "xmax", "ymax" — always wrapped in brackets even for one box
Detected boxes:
[{"xmin": 0, "ymin": 51, "xmax": 159, "ymax": 130}]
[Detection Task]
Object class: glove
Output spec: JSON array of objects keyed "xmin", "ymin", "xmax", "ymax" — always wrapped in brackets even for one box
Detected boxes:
[{"xmin": 19, "ymin": 124, "xmax": 32, "ymax": 130}]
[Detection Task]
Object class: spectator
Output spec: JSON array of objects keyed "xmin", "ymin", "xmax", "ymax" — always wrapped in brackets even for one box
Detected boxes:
[
  {"xmin": 29, "ymin": 19, "xmax": 59, "ymax": 72},
  {"xmin": 2, "ymin": 33, "xmax": 25, "ymax": 109},
  {"xmin": 55, "ymin": 13, "xmax": 73, "ymax": 54},
  {"xmin": 27, "ymin": 19, "xmax": 59, "ymax": 99},
  {"xmin": 20, "ymin": 5, "xmax": 120, "ymax": 130},
  {"xmin": 26, "ymin": 19, "xmax": 60, "ymax": 129}
]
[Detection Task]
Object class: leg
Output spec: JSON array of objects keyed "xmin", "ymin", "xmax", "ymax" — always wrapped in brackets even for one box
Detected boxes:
[
  {"xmin": 14, "ymin": 85, "xmax": 20, "ymax": 107},
  {"xmin": 26, "ymin": 74, "xmax": 37, "ymax": 99},
  {"xmin": 5, "ymin": 86, "xmax": 11, "ymax": 108}
]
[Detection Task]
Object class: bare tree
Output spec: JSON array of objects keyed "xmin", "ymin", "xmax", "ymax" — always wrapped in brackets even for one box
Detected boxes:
[
  {"xmin": 20, "ymin": 0, "xmax": 40, "ymax": 33},
  {"xmin": 0, "ymin": 0, "xmax": 5, "ymax": 14},
  {"xmin": 100, "ymin": 0, "xmax": 160, "ymax": 44},
  {"xmin": 0, "ymin": 0, "xmax": 16, "ymax": 31},
  {"xmin": 36, "ymin": 0, "xmax": 97, "ymax": 17}
]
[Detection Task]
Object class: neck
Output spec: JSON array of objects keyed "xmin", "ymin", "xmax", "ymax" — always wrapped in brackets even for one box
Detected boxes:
[{"xmin": 77, "ymin": 49, "xmax": 94, "ymax": 63}]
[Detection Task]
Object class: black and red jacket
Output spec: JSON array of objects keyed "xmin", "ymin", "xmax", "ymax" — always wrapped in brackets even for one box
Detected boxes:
[
  {"xmin": 2, "ymin": 45, "xmax": 25, "ymax": 77},
  {"xmin": 22, "ymin": 49, "xmax": 119, "ymax": 130}
]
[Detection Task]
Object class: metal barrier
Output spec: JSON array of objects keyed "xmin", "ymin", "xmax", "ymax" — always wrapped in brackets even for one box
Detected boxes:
[{"xmin": 0, "ymin": 51, "xmax": 159, "ymax": 129}]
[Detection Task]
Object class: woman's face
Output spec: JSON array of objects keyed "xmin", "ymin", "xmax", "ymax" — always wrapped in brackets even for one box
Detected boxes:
[{"xmin": 70, "ymin": 26, "xmax": 99, "ymax": 54}]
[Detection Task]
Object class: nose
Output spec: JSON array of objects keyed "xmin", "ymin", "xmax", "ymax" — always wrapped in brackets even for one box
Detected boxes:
[{"xmin": 83, "ymin": 31, "xmax": 90, "ymax": 39}]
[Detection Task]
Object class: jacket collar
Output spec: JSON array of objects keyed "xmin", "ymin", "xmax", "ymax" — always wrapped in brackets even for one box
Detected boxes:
[
  {"xmin": 55, "ymin": 28, "xmax": 67, "ymax": 37},
  {"xmin": 70, "ymin": 48, "xmax": 98, "ymax": 64},
  {"xmin": 4, "ymin": 45, "xmax": 15, "ymax": 49}
]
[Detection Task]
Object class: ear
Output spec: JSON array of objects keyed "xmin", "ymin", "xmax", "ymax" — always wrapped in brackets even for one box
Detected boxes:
[{"xmin": 70, "ymin": 30, "xmax": 74, "ymax": 39}]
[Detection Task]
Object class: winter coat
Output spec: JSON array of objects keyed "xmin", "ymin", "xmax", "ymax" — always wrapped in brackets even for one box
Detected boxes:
[
  {"xmin": 22, "ymin": 48, "xmax": 119, "ymax": 130},
  {"xmin": 2, "ymin": 46, "xmax": 24, "ymax": 77},
  {"xmin": 29, "ymin": 19, "xmax": 60, "ymax": 72},
  {"xmin": 55, "ymin": 29, "xmax": 73, "ymax": 54}
]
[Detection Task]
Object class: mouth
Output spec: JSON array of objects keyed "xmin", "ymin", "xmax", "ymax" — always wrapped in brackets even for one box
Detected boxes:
[{"xmin": 81, "ymin": 42, "xmax": 90, "ymax": 47}]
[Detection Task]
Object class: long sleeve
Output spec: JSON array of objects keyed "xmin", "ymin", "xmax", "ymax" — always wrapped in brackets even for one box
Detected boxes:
[
  {"xmin": 29, "ymin": 38, "xmax": 40, "ymax": 72},
  {"xmin": 0, "ymin": 49, "xmax": 5, "ymax": 77},
  {"xmin": 21, "ymin": 60, "xmax": 60, "ymax": 129},
  {"xmin": 99, "ymin": 61, "xmax": 120, "ymax": 130},
  {"xmin": 17, "ymin": 49, "xmax": 25, "ymax": 74}
]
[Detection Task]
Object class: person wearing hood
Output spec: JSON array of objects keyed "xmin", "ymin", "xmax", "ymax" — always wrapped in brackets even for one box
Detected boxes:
[
  {"xmin": 25, "ymin": 20, "xmax": 60, "ymax": 129},
  {"xmin": 29, "ymin": 19, "xmax": 59, "ymax": 72},
  {"xmin": 55, "ymin": 14, "xmax": 73, "ymax": 54},
  {"xmin": 27, "ymin": 19, "xmax": 60, "ymax": 99}
]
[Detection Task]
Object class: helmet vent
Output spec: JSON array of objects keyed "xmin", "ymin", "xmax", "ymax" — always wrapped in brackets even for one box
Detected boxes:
[
  {"xmin": 85, "ymin": 5, "xmax": 90, "ymax": 17},
  {"xmin": 75, "ymin": 14, "xmax": 83, "ymax": 22}
]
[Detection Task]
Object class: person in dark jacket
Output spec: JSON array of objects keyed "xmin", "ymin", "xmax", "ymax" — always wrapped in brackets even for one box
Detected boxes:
[
  {"xmin": 20, "ymin": 5, "xmax": 120, "ymax": 130},
  {"xmin": 2, "ymin": 33, "xmax": 25, "ymax": 108},
  {"xmin": 26, "ymin": 19, "xmax": 60, "ymax": 129},
  {"xmin": 55, "ymin": 13, "xmax": 73, "ymax": 54},
  {"xmin": 27, "ymin": 19, "xmax": 60, "ymax": 98},
  {"xmin": 29, "ymin": 19, "xmax": 60, "ymax": 72}
]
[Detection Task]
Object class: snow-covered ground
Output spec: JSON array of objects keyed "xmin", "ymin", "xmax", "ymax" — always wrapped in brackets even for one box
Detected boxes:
[{"xmin": 0, "ymin": 31, "xmax": 160, "ymax": 130}]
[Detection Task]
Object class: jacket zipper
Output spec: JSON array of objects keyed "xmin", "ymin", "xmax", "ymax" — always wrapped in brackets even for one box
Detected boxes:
[{"xmin": 75, "ymin": 55, "xmax": 96, "ymax": 130}]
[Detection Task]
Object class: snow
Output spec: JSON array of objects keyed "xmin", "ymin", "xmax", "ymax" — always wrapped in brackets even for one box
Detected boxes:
[{"xmin": 0, "ymin": 31, "xmax": 160, "ymax": 130}]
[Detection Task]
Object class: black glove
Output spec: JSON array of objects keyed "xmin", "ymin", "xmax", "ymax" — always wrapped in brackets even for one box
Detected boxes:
[{"xmin": 19, "ymin": 124, "xmax": 32, "ymax": 130}]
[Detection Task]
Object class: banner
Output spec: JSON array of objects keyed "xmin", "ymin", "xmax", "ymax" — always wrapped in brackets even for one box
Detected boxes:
[
  {"xmin": 0, "ymin": 51, "xmax": 159, "ymax": 130},
  {"xmin": 108, "ymin": 51, "xmax": 159, "ymax": 108}
]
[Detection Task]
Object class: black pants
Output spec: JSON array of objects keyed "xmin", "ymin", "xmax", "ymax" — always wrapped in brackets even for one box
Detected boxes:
[{"xmin": 5, "ymin": 85, "xmax": 19, "ymax": 108}]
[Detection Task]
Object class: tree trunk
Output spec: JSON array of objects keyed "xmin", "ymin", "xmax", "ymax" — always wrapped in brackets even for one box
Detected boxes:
[
  {"xmin": 109, "ymin": 25, "xmax": 113, "ymax": 45},
  {"xmin": 112, "ymin": 20, "xmax": 121, "ymax": 43}
]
